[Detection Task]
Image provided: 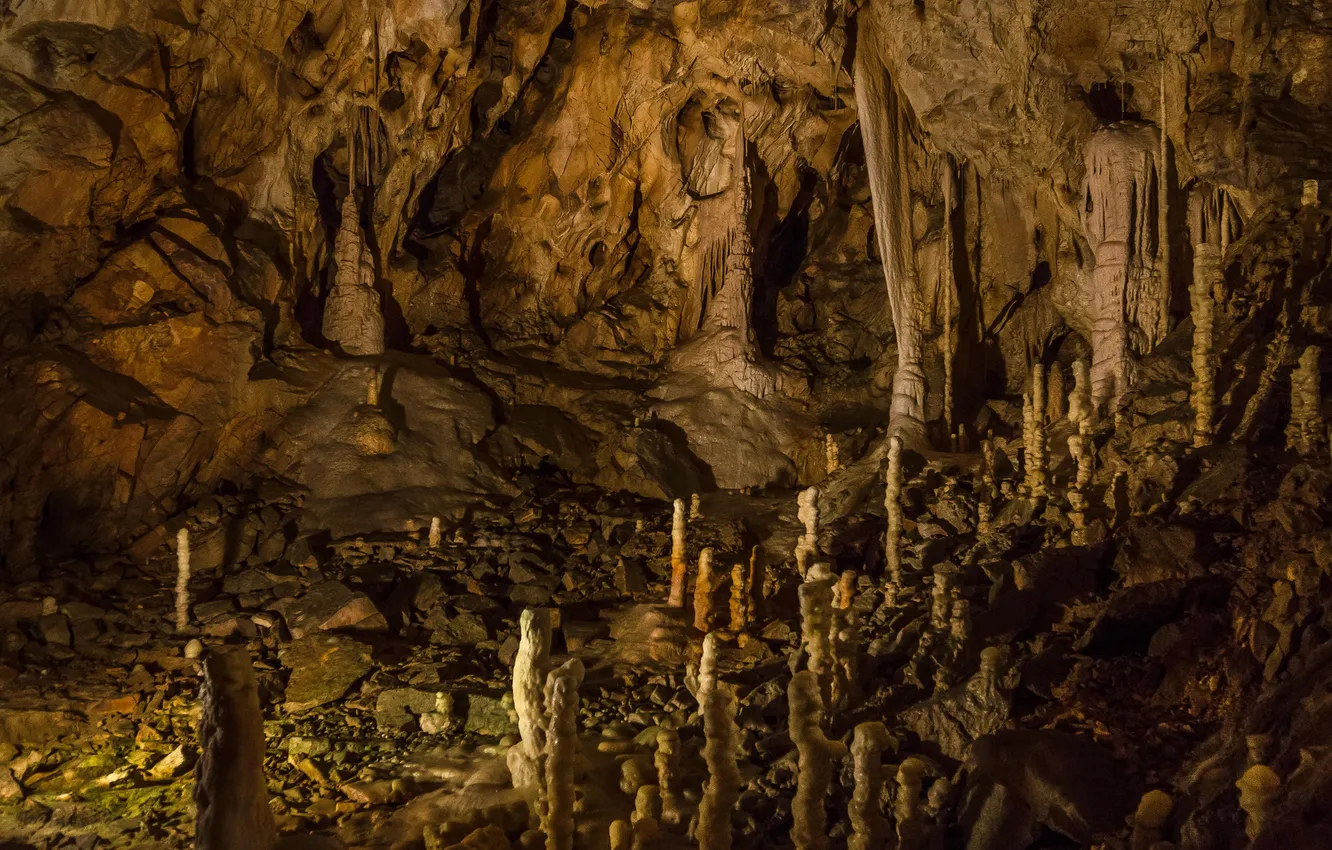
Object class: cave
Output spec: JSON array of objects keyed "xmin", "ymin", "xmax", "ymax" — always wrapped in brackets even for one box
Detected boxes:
[{"xmin": 1, "ymin": 2, "xmax": 1331, "ymax": 849}]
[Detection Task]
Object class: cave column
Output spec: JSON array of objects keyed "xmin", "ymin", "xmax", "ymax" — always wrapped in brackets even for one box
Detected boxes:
[{"xmin": 854, "ymin": 34, "xmax": 928, "ymax": 446}]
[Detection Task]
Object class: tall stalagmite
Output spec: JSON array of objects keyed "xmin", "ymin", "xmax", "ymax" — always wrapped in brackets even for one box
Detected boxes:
[{"xmin": 195, "ymin": 648, "xmax": 276, "ymax": 850}]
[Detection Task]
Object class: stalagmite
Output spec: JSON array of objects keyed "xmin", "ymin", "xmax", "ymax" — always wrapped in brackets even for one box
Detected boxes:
[
  {"xmin": 894, "ymin": 757, "xmax": 927, "ymax": 850},
  {"xmin": 745, "ymin": 547, "xmax": 761, "ymax": 624},
  {"xmin": 848, "ymin": 722, "xmax": 894, "ymax": 850},
  {"xmin": 884, "ymin": 436, "xmax": 904, "ymax": 585},
  {"xmin": 175, "ymin": 527, "xmax": 191, "ymax": 631},
  {"xmin": 632, "ymin": 785, "xmax": 661, "ymax": 848},
  {"xmin": 511, "ymin": 608, "xmax": 552, "ymax": 800},
  {"xmin": 1068, "ymin": 359, "xmax": 1093, "ymax": 425},
  {"xmin": 1131, "ymin": 789, "xmax": 1174, "ymax": 850},
  {"xmin": 694, "ymin": 547, "xmax": 716, "ymax": 632},
  {"xmin": 195, "ymin": 648, "xmax": 276, "ymax": 850},
  {"xmin": 609, "ymin": 820, "xmax": 632, "ymax": 850},
  {"xmin": 854, "ymin": 29, "xmax": 927, "ymax": 444},
  {"xmin": 696, "ymin": 635, "xmax": 740, "ymax": 850},
  {"xmin": 831, "ymin": 570, "xmax": 860, "ymax": 712},
  {"xmin": 1026, "ymin": 363, "xmax": 1048, "ymax": 498},
  {"xmin": 796, "ymin": 487, "xmax": 819, "ymax": 577},
  {"xmin": 323, "ymin": 191, "xmax": 385, "ymax": 356},
  {"xmin": 543, "ymin": 658, "xmax": 584, "ymax": 850},
  {"xmin": 1047, "ymin": 366, "xmax": 1066, "ymax": 422},
  {"xmin": 729, "ymin": 562, "xmax": 747, "ymax": 636},
  {"xmin": 1158, "ymin": 59, "xmax": 1172, "ymax": 345},
  {"xmin": 1286, "ymin": 346, "xmax": 1324, "ymax": 457},
  {"xmin": 789, "ymin": 669, "xmax": 846, "ymax": 850},
  {"xmin": 930, "ymin": 571, "xmax": 951, "ymax": 629},
  {"xmin": 669, "ymin": 499, "xmax": 688, "ymax": 608},
  {"xmin": 690, "ymin": 493, "xmax": 702, "ymax": 521},
  {"xmin": 949, "ymin": 598, "xmax": 970, "ymax": 645},
  {"xmin": 800, "ymin": 563, "xmax": 836, "ymax": 712},
  {"xmin": 655, "ymin": 727, "xmax": 683, "ymax": 827},
  {"xmin": 1235, "ymin": 764, "xmax": 1280, "ymax": 841},
  {"xmin": 428, "ymin": 516, "xmax": 442, "ymax": 549},
  {"xmin": 1189, "ymin": 185, "xmax": 1240, "ymax": 447},
  {"xmin": 826, "ymin": 433, "xmax": 841, "ymax": 474},
  {"xmin": 1080, "ymin": 123, "xmax": 1162, "ymax": 408},
  {"xmin": 942, "ymin": 158, "xmax": 956, "ymax": 438}
]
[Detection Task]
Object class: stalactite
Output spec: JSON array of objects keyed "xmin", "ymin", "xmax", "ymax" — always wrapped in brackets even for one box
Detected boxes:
[
  {"xmin": 884, "ymin": 436, "xmax": 904, "ymax": 585},
  {"xmin": 511, "ymin": 608, "xmax": 551, "ymax": 801},
  {"xmin": 854, "ymin": 29, "xmax": 927, "ymax": 445},
  {"xmin": 1158, "ymin": 58, "xmax": 1172, "ymax": 345},
  {"xmin": 695, "ymin": 547, "xmax": 716, "ymax": 632},
  {"xmin": 543, "ymin": 658, "xmax": 584, "ymax": 850},
  {"xmin": 848, "ymin": 722, "xmax": 894, "ymax": 850},
  {"xmin": 669, "ymin": 499, "xmax": 688, "ymax": 608},
  {"xmin": 195, "ymin": 648, "xmax": 275, "ymax": 850},
  {"xmin": 175, "ymin": 527, "xmax": 191, "ymax": 632},
  {"xmin": 696, "ymin": 634, "xmax": 740, "ymax": 850},
  {"xmin": 789, "ymin": 670, "xmax": 846, "ymax": 850}
]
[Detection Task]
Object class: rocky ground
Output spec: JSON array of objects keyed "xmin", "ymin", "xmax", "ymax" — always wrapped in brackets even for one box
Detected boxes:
[{"xmin": 3, "ymin": 318, "xmax": 1332, "ymax": 849}]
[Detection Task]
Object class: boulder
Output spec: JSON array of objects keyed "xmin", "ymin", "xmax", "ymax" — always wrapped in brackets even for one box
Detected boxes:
[
  {"xmin": 280, "ymin": 635, "xmax": 374, "ymax": 713},
  {"xmin": 272, "ymin": 581, "xmax": 388, "ymax": 639}
]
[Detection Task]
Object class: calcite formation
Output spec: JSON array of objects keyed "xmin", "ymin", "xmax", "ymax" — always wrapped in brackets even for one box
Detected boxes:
[{"xmin": 3, "ymin": 1, "xmax": 1332, "ymax": 849}]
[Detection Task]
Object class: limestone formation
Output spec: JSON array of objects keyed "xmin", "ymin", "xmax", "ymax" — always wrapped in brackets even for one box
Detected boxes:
[
  {"xmin": 848, "ymin": 722, "xmax": 894, "ymax": 850},
  {"xmin": 512, "ymin": 609, "xmax": 552, "ymax": 800},
  {"xmin": 789, "ymin": 670, "xmax": 846, "ymax": 850},
  {"xmin": 825, "ymin": 433, "xmax": 841, "ymax": 474},
  {"xmin": 1078, "ymin": 123, "xmax": 1163, "ymax": 408},
  {"xmin": 1131, "ymin": 789, "xmax": 1174, "ymax": 850},
  {"xmin": 795, "ymin": 487, "xmax": 820, "ymax": 578},
  {"xmin": 1025, "ymin": 362, "xmax": 1048, "ymax": 498},
  {"xmin": 174, "ymin": 527, "xmax": 191, "ymax": 632},
  {"xmin": 195, "ymin": 648, "xmax": 275, "ymax": 850},
  {"xmin": 1187, "ymin": 186, "xmax": 1239, "ymax": 448},
  {"xmin": 655, "ymin": 727, "xmax": 683, "ymax": 828},
  {"xmin": 1068, "ymin": 359, "xmax": 1094, "ymax": 426},
  {"xmin": 428, "ymin": 516, "xmax": 442, "ymax": 549},
  {"xmin": 894, "ymin": 757, "xmax": 927, "ymax": 850},
  {"xmin": 323, "ymin": 192, "xmax": 385, "ymax": 357},
  {"xmin": 669, "ymin": 499, "xmax": 689, "ymax": 608},
  {"xmin": 885, "ymin": 436, "xmax": 905, "ymax": 585},
  {"xmin": 1286, "ymin": 346, "xmax": 1324, "ymax": 457},
  {"xmin": 1235, "ymin": 764, "xmax": 1280, "ymax": 841},
  {"xmin": 800, "ymin": 563, "xmax": 836, "ymax": 712},
  {"xmin": 1047, "ymin": 365, "xmax": 1066, "ymax": 423},
  {"xmin": 696, "ymin": 635, "xmax": 740, "ymax": 850},
  {"xmin": 543, "ymin": 658, "xmax": 584, "ymax": 850},
  {"xmin": 694, "ymin": 547, "xmax": 716, "ymax": 632},
  {"xmin": 855, "ymin": 31, "xmax": 927, "ymax": 445}
]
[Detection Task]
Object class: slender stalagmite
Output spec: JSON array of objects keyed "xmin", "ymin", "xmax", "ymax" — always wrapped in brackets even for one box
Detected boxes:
[
  {"xmin": 1029, "ymin": 362, "xmax": 1047, "ymax": 497},
  {"xmin": 1190, "ymin": 267, "xmax": 1216, "ymax": 447},
  {"xmin": 195, "ymin": 648, "xmax": 276, "ymax": 850},
  {"xmin": 543, "ymin": 658, "xmax": 584, "ymax": 850},
  {"xmin": 427, "ymin": 516, "xmax": 441, "ymax": 549},
  {"xmin": 854, "ymin": 21, "xmax": 928, "ymax": 445},
  {"xmin": 884, "ymin": 436, "xmax": 904, "ymax": 585},
  {"xmin": 694, "ymin": 547, "xmax": 716, "ymax": 632},
  {"xmin": 511, "ymin": 608, "xmax": 552, "ymax": 799},
  {"xmin": 1188, "ymin": 185, "xmax": 1236, "ymax": 447},
  {"xmin": 1068, "ymin": 359, "xmax": 1093, "ymax": 425},
  {"xmin": 696, "ymin": 634, "xmax": 740, "ymax": 850},
  {"xmin": 1130, "ymin": 789, "xmax": 1173, "ymax": 850},
  {"xmin": 655, "ymin": 727, "xmax": 683, "ymax": 827},
  {"xmin": 1047, "ymin": 366, "xmax": 1065, "ymax": 423},
  {"xmin": 1020, "ymin": 391, "xmax": 1034, "ymax": 495},
  {"xmin": 1287, "ymin": 345, "xmax": 1324, "ymax": 457},
  {"xmin": 942, "ymin": 157, "xmax": 955, "ymax": 437},
  {"xmin": 825, "ymin": 433, "xmax": 841, "ymax": 474},
  {"xmin": 789, "ymin": 670, "xmax": 846, "ymax": 850},
  {"xmin": 800, "ymin": 563, "xmax": 836, "ymax": 712},
  {"xmin": 895, "ymin": 757, "xmax": 927, "ymax": 850},
  {"xmin": 796, "ymin": 487, "xmax": 819, "ymax": 577},
  {"xmin": 175, "ymin": 527, "xmax": 191, "ymax": 631},
  {"xmin": 729, "ymin": 562, "xmax": 747, "ymax": 636},
  {"xmin": 848, "ymin": 722, "xmax": 894, "ymax": 850},
  {"xmin": 668, "ymin": 499, "xmax": 688, "ymax": 608}
]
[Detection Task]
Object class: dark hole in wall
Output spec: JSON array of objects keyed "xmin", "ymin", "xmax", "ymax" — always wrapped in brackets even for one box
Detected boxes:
[
  {"xmin": 1084, "ymin": 81, "xmax": 1143, "ymax": 124},
  {"xmin": 757, "ymin": 168, "xmax": 818, "ymax": 357}
]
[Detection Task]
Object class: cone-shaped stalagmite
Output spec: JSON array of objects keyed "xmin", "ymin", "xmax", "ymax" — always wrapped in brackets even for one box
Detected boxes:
[{"xmin": 669, "ymin": 498, "xmax": 688, "ymax": 608}]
